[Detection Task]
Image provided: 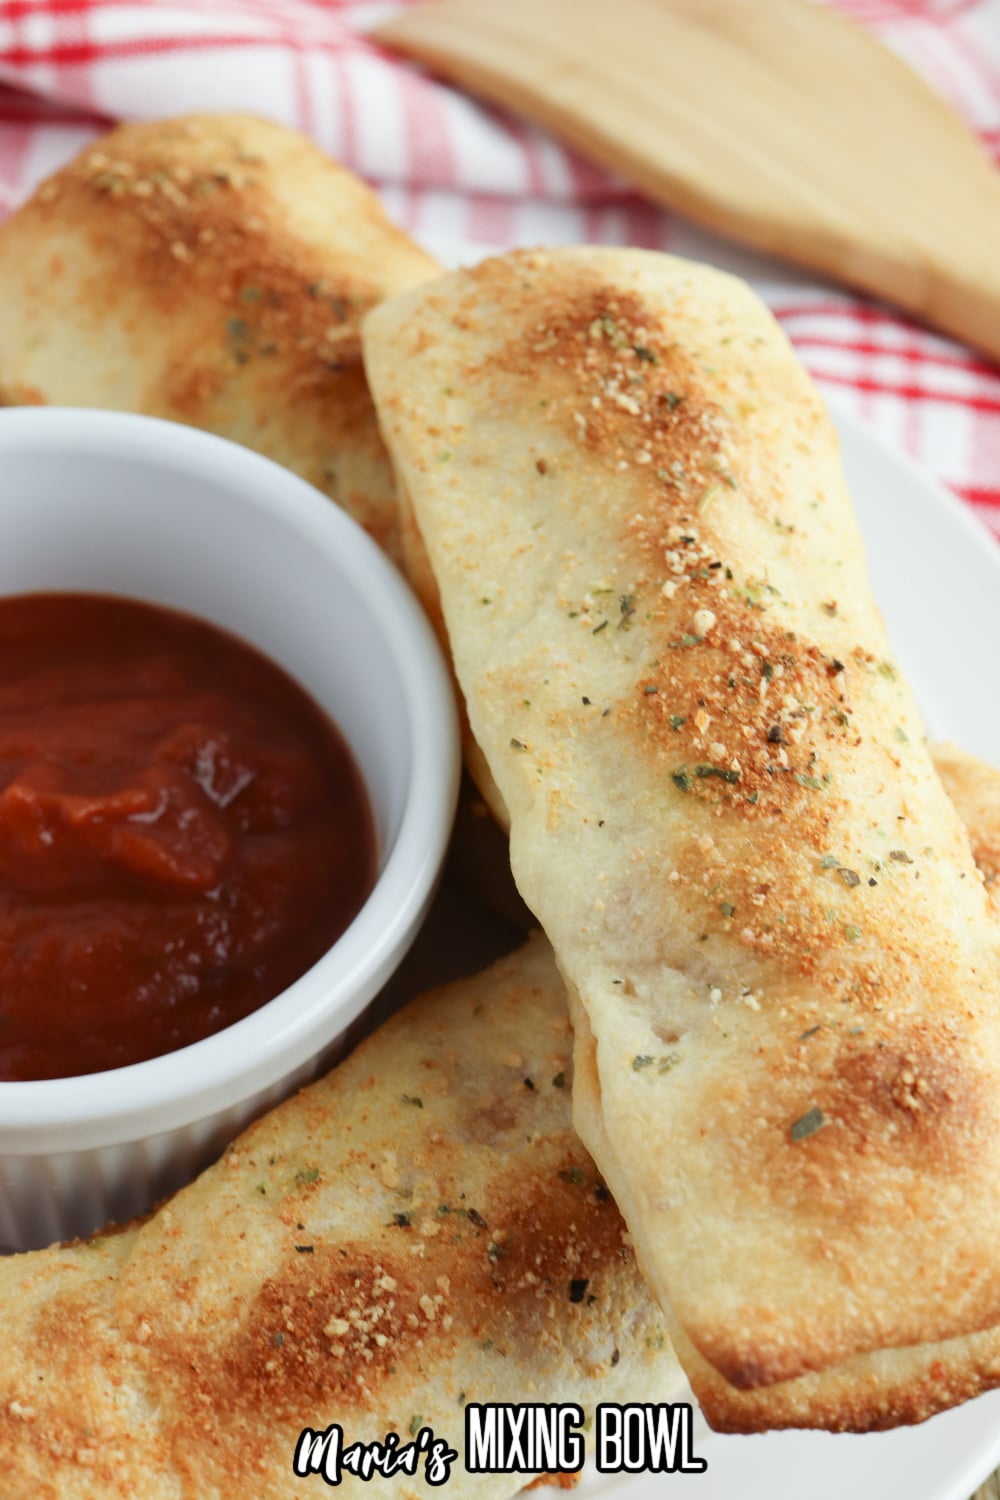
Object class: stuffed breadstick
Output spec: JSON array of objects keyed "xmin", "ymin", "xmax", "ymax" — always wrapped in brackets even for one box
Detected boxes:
[
  {"xmin": 363, "ymin": 247, "xmax": 1000, "ymax": 1430},
  {"xmin": 0, "ymin": 115, "xmax": 438, "ymax": 560},
  {"xmin": 0, "ymin": 936, "xmax": 677, "ymax": 1496}
]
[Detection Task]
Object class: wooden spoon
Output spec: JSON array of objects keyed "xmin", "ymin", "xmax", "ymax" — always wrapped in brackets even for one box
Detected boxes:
[{"xmin": 376, "ymin": 0, "xmax": 1000, "ymax": 362}]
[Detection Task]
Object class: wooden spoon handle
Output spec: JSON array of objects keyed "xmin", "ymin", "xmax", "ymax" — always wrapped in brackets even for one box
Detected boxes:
[{"xmin": 376, "ymin": 0, "xmax": 1000, "ymax": 363}]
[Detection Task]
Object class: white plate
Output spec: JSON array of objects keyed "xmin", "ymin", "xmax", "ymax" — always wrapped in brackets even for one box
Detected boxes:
[
  {"xmin": 425, "ymin": 237, "xmax": 1000, "ymax": 1500},
  {"xmin": 836, "ymin": 400, "xmax": 1000, "ymax": 768}
]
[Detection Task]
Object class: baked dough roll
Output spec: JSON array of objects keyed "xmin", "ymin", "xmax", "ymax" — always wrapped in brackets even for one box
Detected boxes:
[
  {"xmin": 0, "ymin": 114, "xmax": 438, "ymax": 559},
  {"xmin": 934, "ymin": 742, "xmax": 1000, "ymax": 900},
  {"xmin": 0, "ymin": 936, "xmax": 678, "ymax": 1496},
  {"xmin": 363, "ymin": 248, "xmax": 1000, "ymax": 1428}
]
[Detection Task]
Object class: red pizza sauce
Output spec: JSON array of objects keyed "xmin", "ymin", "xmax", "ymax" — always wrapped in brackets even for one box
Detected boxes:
[{"xmin": 0, "ymin": 594, "xmax": 376, "ymax": 1080}]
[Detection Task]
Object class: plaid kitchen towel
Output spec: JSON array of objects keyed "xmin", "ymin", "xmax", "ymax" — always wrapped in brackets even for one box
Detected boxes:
[{"xmin": 0, "ymin": 0, "xmax": 998, "ymax": 533}]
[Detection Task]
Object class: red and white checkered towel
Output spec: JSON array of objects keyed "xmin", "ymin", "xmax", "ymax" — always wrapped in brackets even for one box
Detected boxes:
[{"xmin": 0, "ymin": 0, "xmax": 998, "ymax": 535}]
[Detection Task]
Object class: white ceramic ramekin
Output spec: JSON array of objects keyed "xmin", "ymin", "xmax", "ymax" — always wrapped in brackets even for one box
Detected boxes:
[{"xmin": 0, "ymin": 408, "xmax": 459, "ymax": 1251}]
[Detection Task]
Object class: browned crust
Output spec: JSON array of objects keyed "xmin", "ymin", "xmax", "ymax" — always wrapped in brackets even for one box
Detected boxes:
[{"xmin": 671, "ymin": 1314, "xmax": 1000, "ymax": 1434}]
